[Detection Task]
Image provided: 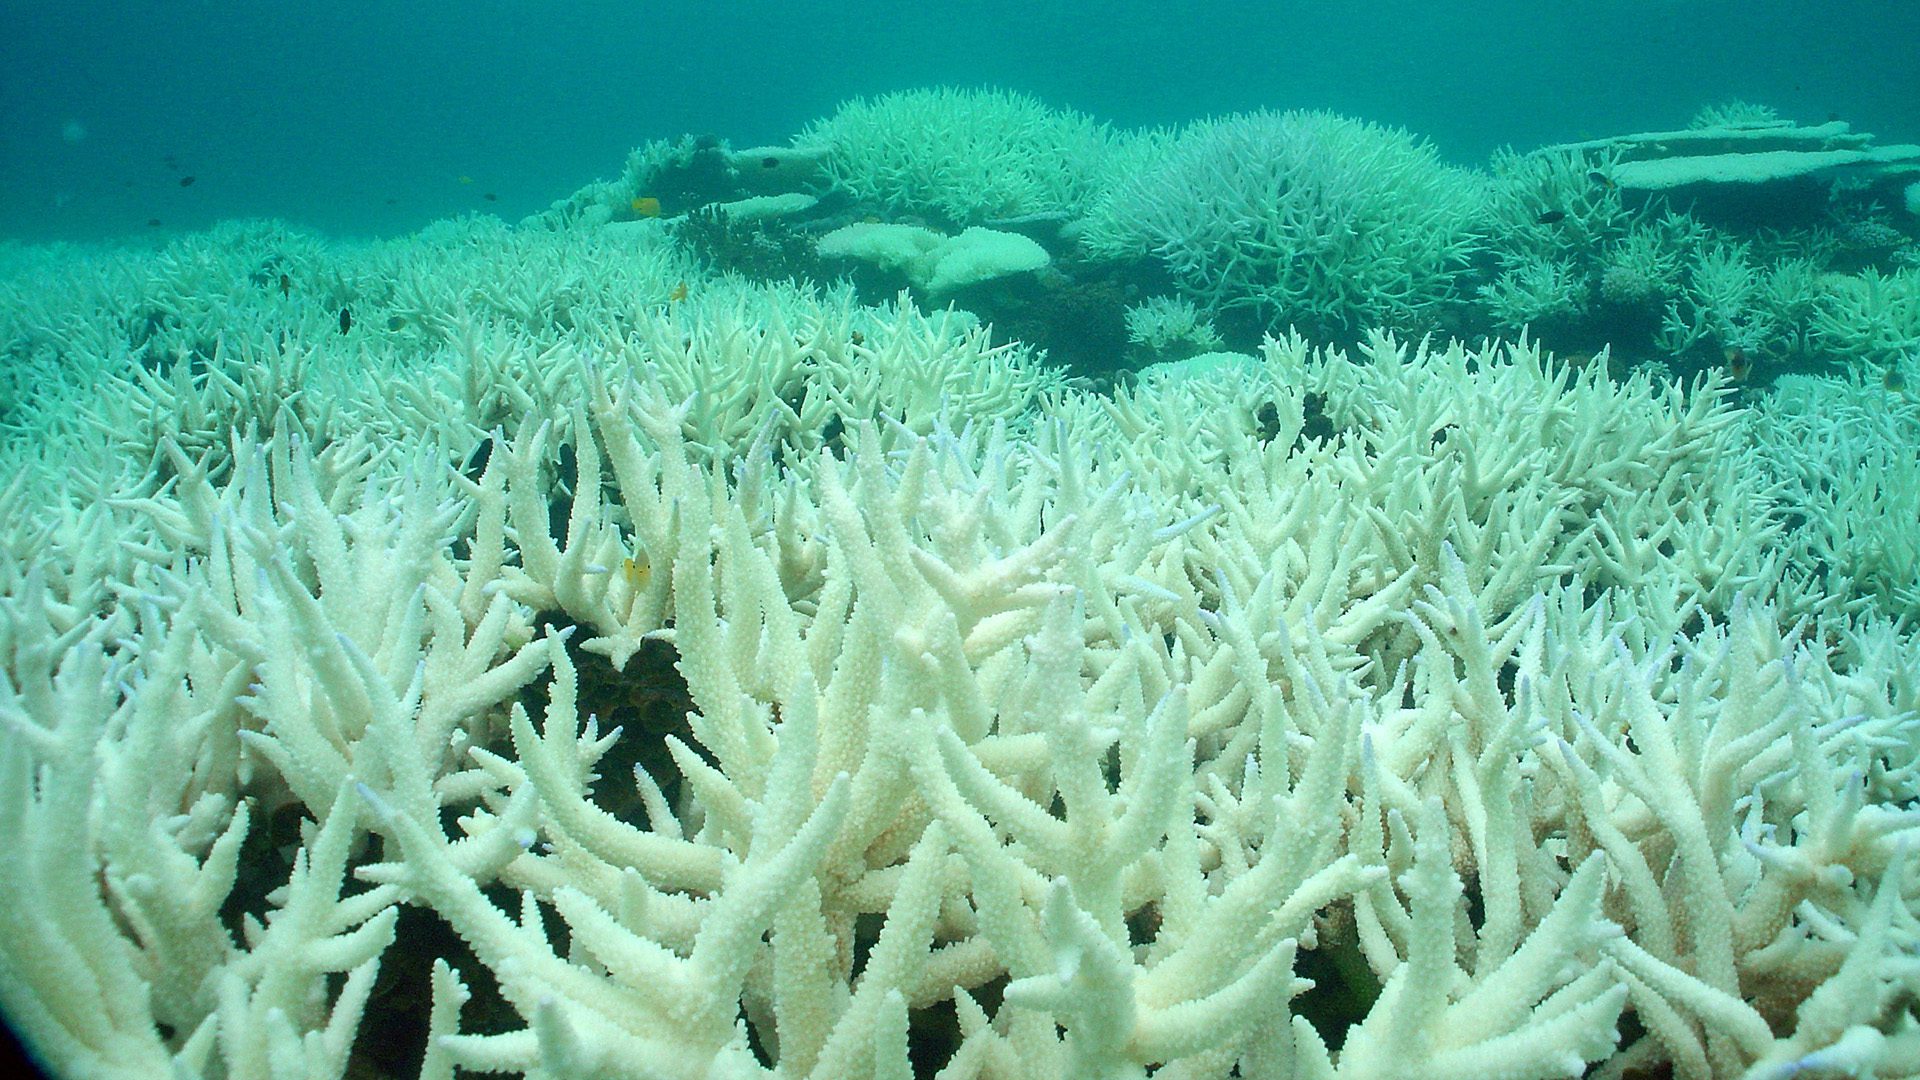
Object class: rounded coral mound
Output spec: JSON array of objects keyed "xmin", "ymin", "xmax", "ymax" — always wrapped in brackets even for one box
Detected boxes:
[
  {"xmin": 1079, "ymin": 110, "xmax": 1484, "ymax": 334},
  {"xmin": 798, "ymin": 87, "xmax": 1120, "ymax": 226}
]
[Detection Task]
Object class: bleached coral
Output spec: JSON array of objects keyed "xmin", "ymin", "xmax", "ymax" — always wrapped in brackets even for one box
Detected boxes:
[
  {"xmin": 1123, "ymin": 295, "xmax": 1224, "ymax": 362},
  {"xmin": 1482, "ymin": 146, "xmax": 1637, "ymax": 267},
  {"xmin": 4, "ymin": 222, "xmax": 1920, "ymax": 1080},
  {"xmin": 797, "ymin": 87, "xmax": 1122, "ymax": 225},
  {"xmin": 1751, "ymin": 371, "xmax": 1920, "ymax": 615},
  {"xmin": 1079, "ymin": 110, "xmax": 1484, "ymax": 332},
  {"xmin": 1811, "ymin": 266, "xmax": 1920, "ymax": 364},
  {"xmin": 818, "ymin": 223, "xmax": 1052, "ymax": 294},
  {"xmin": 1658, "ymin": 241, "xmax": 1784, "ymax": 355},
  {"xmin": 1478, "ymin": 254, "xmax": 1590, "ymax": 330},
  {"xmin": 1689, "ymin": 100, "xmax": 1785, "ymax": 130}
]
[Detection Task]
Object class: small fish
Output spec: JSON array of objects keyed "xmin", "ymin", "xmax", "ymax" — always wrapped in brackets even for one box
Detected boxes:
[
  {"xmin": 850, "ymin": 330, "xmax": 865, "ymax": 346},
  {"xmin": 622, "ymin": 556, "xmax": 652, "ymax": 591},
  {"xmin": 458, "ymin": 175, "xmax": 474, "ymax": 185},
  {"xmin": 178, "ymin": 175, "xmax": 196, "ymax": 187},
  {"xmin": 279, "ymin": 273, "xmax": 291, "ymax": 298},
  {"xmin": 146, "ymin": 218, "xmax": 161, "ymax": 227},
  {"xmin": 338, "ymin": 307, "xmax": 353, "ymax": 334},
  {"xmin": 1724, "ymin": 346, "xmax": 1752, "ymax": 380},
  {"xmin": 1536, "ymin": 209, "xmax": 1566, "ymax": 224},
  {"xmin": 668, "ymin": 281, "xmax": 688, "ymax": 302},
  {"xmin": 760, "ymin": 156, "xmax": 780, "ymax": 169},
  {"xmin": 1885, "ymin": 365, "xmax": 1907, "ymax": 393},
  {"xmin": 386, "ymin": 314, "xmax": 408, "ymax": 332},
  {"xmin": 1587, "ymin": 169, "xmax": 1617, "ymax": 191},
  {"xmin": 385, "ymin": 197, "xmax": 398, "ymax": 206},
  {"xmin": 631, "ymin": 196, "xmax": 662, "ymax": 218},
  {"xmin": 483, "ymin": 192, "xmax": 498, "ymax": 202}
]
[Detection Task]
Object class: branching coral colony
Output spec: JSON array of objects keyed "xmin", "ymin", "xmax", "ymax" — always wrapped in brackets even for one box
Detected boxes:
[{"xmin": 4, "ymin": 98, "xmax": 1920, "ymax": 1080}]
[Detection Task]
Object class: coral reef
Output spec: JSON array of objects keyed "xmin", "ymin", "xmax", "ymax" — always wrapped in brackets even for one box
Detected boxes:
[
  {"xmin": 816, "ymin": 222, "xmax": 1052, "ymax": 295},
  {"xmin": 1811, "ymin": 267, "xmax": 1920, "ymax": 364},
  {"xmin": 1478, "ymin": 254, "xmax": 1590, "ymax": 333},
  {"xmin": 1078, "ymin": 110, "xmax": 1483, "ymax": 335},
  {"xmin": 671, "ymin": 203, "xmax": 818, "ymax": 281},
  {"xmin": 796, "ymin": 88, "xmax": 1123, "ymax": 227},
  {"xmin": 517, "ymin": 90, "xmax": 1919, "ymax": 380},
  {"xmin": 1123, "ymin": 295, "xmax": 1225, "ymax": 364},
  {"xmin": 6, "ymin": 89, "xmax": 1920, "ymax": 1080}
]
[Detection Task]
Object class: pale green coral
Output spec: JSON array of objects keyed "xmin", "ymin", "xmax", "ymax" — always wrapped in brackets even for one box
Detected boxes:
[
  {"xmin": 1753, "ymin": 371, "xmax": 1920, "ymax": 615},
  {"xmin": 1688, "ymin": 100, "xmax": 1784, "ymax": 129},
  {"xmin": 1123, "ymin": 295, "xmax": 1223, "ymax": 362},
  {"xmin": 1079, "ymin": 110, "xmax": 1483, "ymax": 332},
  {"xmin": 1478, "ymin": 254, "xmax": 1589, "ymax": 330},
  {"xmin": 797, "ymin": 87, "xmax": 1121, "ymax": 225},
  {"xmin": 1812, "ymin": 267, "xmax": 1920, "ymax": 364},
  {"xmin": 1659, "ymin": 242, "xmax": 1780, "ymax": 355},
  {"xmin": 1482, "ymin": 146, "xmax": 1634, "ymax": 263},
  {"xmin": 1596, "ymin": 213, "xmax": 1703, "ymax": 304},
  {"xmin": 1478, "ymin": 148, "xmax": 1720, "ymax": 339}
]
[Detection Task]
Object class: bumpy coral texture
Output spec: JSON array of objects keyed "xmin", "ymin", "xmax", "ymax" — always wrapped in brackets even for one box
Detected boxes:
[{"xmin": 3, "ymin": 206, "xmax": 1920, "ymax": 1080}]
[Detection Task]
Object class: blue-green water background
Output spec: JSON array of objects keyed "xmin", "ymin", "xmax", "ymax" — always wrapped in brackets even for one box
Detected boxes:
[{"xmin": 5, "ymin": 0, "xmax": 1917, "ymax": 242}]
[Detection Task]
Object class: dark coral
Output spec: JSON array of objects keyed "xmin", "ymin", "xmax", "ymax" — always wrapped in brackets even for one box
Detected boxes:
[{"xmin": 671, "ymin": 205, "xmax": 818, "ymax": 281}]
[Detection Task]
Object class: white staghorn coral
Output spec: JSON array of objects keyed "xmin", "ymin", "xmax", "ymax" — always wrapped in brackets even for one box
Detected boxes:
[{"xmin": 3, "ymin": 224, "xmax": 1920, "ymax": 1080}]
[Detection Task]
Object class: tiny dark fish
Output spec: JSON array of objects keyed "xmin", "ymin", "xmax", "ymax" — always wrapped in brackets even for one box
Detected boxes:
[
  {"xmin": 1587, "ymin": 170, "xmax": 1617, "ymax": 191},
  {"xmin": 179, "ymin": 175, "xmax": 196, "ymax": 187},
  {"xmin": 1536, "ymin": 209, "xmax": 1566, "ymax": 224},
  {"xmin": 461, "ymin": 437, "xmax": 494, "ymax": 480},
  {"xmin": 483, "ymin": 192, "xmax": 498, "ymax": 202},
  {"xmin": 279, "ymin": 273, "xmax": 291, "ymax": 298},
  {"xmin": 146, "ymin": 218, "xmax": 161, "ymax": 227},
  {"xmin": 1724, "ymin": 346, "xmax": 1752, "ymax": 380},
  {"xmin": 761, "ymin": 156, "xmax": 779, "ymax": 169},
  {"xmin": 1885, "ymin": 365, "xmax": 1907, "ymax": 393},
  {"xmin": 386, "ymin": 315, "xmax": 407, "ymax": 332},
  {"xmin": 338, "ymin": 307, "xmax": 353, "ymax": 334}
]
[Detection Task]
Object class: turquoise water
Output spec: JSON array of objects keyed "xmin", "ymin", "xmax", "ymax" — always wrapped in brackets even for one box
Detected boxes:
[{"xmin": 5, "ymin": 0, "xmax": 1917, "ymax": 240}]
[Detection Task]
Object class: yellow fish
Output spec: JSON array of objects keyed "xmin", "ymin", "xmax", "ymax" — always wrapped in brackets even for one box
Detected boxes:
[
  {"xmin": 458, "ymin": 175, "xmax": 474, "ymax": 185},
  {"xmin": 622, "ymin": 556, "xmax": 652, "ymax": 590},
  {"xmin": 669, "ymin": 281, "xmax": 688, "ymax": 302},
  {"xmin": 631, "ymin": 196, "xmax": 662, "ymax": 218}
]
